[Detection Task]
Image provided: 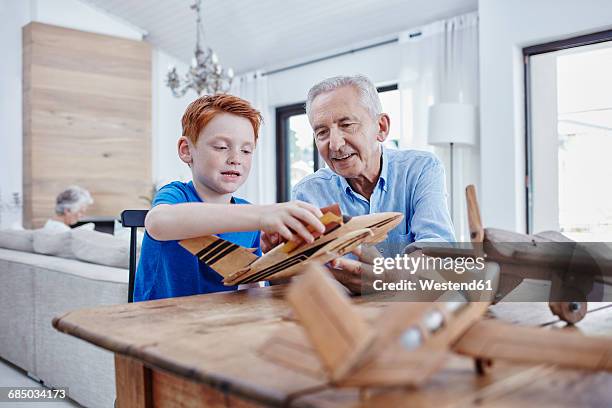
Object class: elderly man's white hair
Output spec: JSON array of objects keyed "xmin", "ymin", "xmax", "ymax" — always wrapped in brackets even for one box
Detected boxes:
[
  {"xmin": 305, "ymin": 75, "xmax": 383, "ymax": 119},
  {"xmin": 55, "ymin": 186, "xmax": 93, "ymax": 215}
]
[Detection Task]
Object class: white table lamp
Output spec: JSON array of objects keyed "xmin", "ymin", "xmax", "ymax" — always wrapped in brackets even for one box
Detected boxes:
[{"xmin": 428, "ymin": 103, "xmax": 477, "ymax": 218}]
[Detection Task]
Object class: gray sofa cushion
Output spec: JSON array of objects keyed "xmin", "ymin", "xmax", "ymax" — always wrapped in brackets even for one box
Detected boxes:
[
  {"xmin": 0, "ymin": 229, "xmax": 34, "ymax": 252},
  {"xmin": 71, "ymin": 229, "xmax": 130, "ymax": 269},
  {"xmin": 32, "ymin": 223, "xmax": 95, "ymax": 260},
  {"xmin": 32, "ymin": 230, "xmax": 74, "ymax": 259},
  {"xmin": 0, "ymin": 248, "xmax": 128, "ymax": 283}
]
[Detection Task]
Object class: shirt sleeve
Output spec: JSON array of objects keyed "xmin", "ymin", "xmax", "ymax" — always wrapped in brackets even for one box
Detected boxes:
[
  {"xmin": 152, "ymin": 184, "xmax": 187, "ymax": 207},
  {"xmin": 409, "ymin": 159, "xmax": 456, "ymax": 243},
  {"xmin": 291, "ymin": 185, "xmax": 301, "ymax": 202},
  {"xmin": 292, "ymin": 183, "xmax": 314, "ymax": 204}
]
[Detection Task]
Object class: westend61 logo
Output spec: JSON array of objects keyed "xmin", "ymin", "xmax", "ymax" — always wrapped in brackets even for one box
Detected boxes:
[{"xmin": 372, "ymin": 253, "xmax": 486, "ymax": 275}]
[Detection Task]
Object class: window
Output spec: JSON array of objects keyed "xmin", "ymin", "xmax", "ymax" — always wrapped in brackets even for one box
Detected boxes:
[
  {"xmin": 275, "ymin": 85, "xmax": 400, "ymax": 202},
  {"xmin": 525, "ymin": 30, "xmax": 612, "ymax": 241}
]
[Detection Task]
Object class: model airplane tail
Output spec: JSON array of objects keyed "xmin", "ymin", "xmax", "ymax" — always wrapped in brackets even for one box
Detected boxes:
[{"xmin": 179, "ymin": 235, "xmax": 258, "ymax": 279}]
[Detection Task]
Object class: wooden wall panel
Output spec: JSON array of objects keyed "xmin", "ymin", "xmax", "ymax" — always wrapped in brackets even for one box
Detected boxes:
[{"xmin": 22, "ymin": 22, "xmax": 151, "ymax": 228}]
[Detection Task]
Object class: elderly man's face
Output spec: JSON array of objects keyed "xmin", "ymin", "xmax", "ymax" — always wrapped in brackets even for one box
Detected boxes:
[
  {"xmin": 63, "ymin": 205, "xmax": 88, "ymax": 226},
  {"xmin": 309, "ymin": 86, "xmax": 387, "ymax": 179}
]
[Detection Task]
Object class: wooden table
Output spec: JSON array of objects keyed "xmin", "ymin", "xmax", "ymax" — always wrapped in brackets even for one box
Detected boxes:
[{"xmin": 52, "ymin": 285, "xmax": 612, "ymax": 407}]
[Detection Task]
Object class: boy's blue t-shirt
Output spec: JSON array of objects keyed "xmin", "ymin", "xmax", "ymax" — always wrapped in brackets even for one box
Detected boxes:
[{"xmin": 133, "ymin": 181, "xmax": 261, "ymax": 302}]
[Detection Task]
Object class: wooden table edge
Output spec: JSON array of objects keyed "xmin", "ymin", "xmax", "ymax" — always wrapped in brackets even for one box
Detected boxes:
[{"xmin": 53, "ymin": 312, "xmax": 327, "ymax": 407}]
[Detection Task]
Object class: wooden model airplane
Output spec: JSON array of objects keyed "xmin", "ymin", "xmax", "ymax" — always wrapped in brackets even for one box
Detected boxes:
[
  {"xmin": 417, "ymin": 185, "xmax": 612, "ymax": 323},
  {"xmin": 259, "ymin": 264, "xmax": 612, "ymax": 389},
  {"xmin": 179, "ymin": 204, "xmax": 403, "ymax": 286}
]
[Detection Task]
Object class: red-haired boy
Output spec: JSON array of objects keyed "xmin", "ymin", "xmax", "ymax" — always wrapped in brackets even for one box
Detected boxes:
[{"xmin": 134, "ymin": 94, "xmax": 324, "ymax": 301}]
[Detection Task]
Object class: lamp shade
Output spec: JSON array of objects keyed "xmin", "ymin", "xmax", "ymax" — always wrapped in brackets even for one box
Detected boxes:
[{"xmin": 428, "ymin": 103, "xmax": 477, "ymax": 146}]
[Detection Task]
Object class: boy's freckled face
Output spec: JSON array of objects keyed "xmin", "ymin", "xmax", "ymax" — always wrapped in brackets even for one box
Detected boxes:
[{"xmin": 190, "ymin": 113, "xmax": 255, "ymax": 196}]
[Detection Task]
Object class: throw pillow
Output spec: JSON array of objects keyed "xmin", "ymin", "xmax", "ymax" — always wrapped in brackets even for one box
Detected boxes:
[
  {"xmin": 71, "ymin": 229, "xmax": 130, "ymax": 268},
  {"xmin": 0, "ymin": 229, "xmax": 34, "ymax": 252},
  {"xmin": 32, "ymin": 229, "xmax": 74, "ymax": 259}
]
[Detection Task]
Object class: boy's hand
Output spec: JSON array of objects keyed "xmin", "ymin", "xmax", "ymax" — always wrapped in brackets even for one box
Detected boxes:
[
  {"xmin": 261, "ymin": 231, "xmax": 281, "ymax": 253},
  {"xmin": 259, "ymin": 201, "xmax": 325, "ymax": 246}
]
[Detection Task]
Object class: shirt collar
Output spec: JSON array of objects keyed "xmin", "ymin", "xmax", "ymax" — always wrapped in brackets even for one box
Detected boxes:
[
  {"xmin": 188, "ymin": 180, "xmax": 236, "ymax": 203},
  {"xmin": 338, "ymin": 144, "xmax": 388, "ymax": 196}
]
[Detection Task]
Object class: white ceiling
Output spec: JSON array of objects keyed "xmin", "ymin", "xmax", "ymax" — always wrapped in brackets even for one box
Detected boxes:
[{"xmin": 81, "ymin": 0, "xmax": 477, "ymax": 74}]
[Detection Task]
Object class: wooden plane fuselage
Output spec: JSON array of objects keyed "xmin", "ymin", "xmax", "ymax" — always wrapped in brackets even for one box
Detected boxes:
[{"xmin": 420, "ymin": 229, "xmax": 612, "ymax": 304}]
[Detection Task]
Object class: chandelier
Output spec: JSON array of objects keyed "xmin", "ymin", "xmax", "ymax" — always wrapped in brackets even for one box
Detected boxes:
[{"xmin": 166, "ymin": 0, "xmax": 234, "ymax": 97}]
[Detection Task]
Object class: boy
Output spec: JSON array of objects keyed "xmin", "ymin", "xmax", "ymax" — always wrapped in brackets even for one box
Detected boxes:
[{"xmin": 134, "ymin": 94, "xmax": 325, "ymax": 301}]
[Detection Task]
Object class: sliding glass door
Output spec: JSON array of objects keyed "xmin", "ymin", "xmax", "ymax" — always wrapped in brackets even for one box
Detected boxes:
[{"xmin": 525, "ymin": 31, "xmax": 612, "ymax": 241}]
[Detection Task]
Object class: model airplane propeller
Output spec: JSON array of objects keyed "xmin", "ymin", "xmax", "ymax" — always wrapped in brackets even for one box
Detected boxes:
[
  {"xmin": 258, "ymin": 264, "xmax": 612, "ymax": 389},
  {"xmin": 179, "ymin": 204, "xmax": 404, "ymax": 285}
]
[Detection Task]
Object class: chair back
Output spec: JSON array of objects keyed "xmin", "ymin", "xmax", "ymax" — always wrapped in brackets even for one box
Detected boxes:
[{"xmin": 120, "ymin": 210, "xmax": 148, "ymax": 303}]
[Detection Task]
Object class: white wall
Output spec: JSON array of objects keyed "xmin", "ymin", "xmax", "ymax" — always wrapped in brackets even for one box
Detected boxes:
[
  {"xmin": 0, "ymin": 0, "xmax": 32, "ymax": 228},
  {"xmin": 0, "ymin": 0, "xmax": 191, "ymax": 227},
  {"xmin": 478, "ymin": 0, "xmax": 612, "ymax": 231},
  {"xmin": 151, "ymin": 49, "xmax": 194, "ymax": 187},
  {"xmin": 267, "ymin": 40, "xmax": 400, "ymax": 107}
]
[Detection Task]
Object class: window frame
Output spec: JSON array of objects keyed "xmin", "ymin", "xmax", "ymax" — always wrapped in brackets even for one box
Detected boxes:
[{"xmin": 523, "ymin": 29, "xmax": 612, "ymax": 233}]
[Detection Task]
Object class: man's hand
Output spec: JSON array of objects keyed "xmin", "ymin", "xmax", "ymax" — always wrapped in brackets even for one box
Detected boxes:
[
  {"xmin": 328, "ymin": 245, "xmax": 382, "ymax": 294},
  {"xmin": 329, "ymin": 245, "xmax": 430, "ymax": 297}
]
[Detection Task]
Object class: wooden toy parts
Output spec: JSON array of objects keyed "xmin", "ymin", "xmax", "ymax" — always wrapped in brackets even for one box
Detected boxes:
[
  {"xmin": 258, "ymin": 264, "xmax": 612, "ymax": 390},
  {"xmin": 179, "ymin": 203, "xmax": 403, "ymax": 286},
  {"xmin": 419, "ymin": 185, "xmax": 612, "ymax": 324}
]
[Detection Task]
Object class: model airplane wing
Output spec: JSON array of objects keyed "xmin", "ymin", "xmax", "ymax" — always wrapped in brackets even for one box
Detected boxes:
[
  {"xmin": 260, "ymin": 265, "xmax": 493, "ymax": 388},
  {"xmin": 453, "ymin": 319, "xmax": 612, "ymax": 371},
  {"xmin": 259, "ymin": 265, "xmax": 452, "ymax": 387},
  {"xmin": 258, "ymin": 316, "xmax": 450, "ymax": 388},
  {"xmin": 179, "ymin": 235, "xmax": 259, "ymax": 280},
  {"xmin": 258, "ymin": 324, "xmax": 326, "ymax": 378},
  {"xmin": 337, "ymin": 345, "xmax": 449, "ymax": 388}
]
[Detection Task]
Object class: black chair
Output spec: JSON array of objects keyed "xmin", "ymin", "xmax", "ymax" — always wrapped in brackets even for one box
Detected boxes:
[{"xmin": 120, "ymin": 210, "xmax": 148, "ymax": 303}]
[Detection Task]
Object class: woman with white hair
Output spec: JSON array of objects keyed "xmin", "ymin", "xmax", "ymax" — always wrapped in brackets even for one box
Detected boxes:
[{"xmin": 44, "ymin": 186, "xmax": 93, "ymax": 232}]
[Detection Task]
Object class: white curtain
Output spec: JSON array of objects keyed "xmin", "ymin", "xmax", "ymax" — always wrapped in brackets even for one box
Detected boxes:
[
  {"xmin": 398, "ymin": 12, "xmax": 479, "ymax": 241},
  {"xmin": 230, "ymin": 71, "xmax": 276, "ymax": 204}
]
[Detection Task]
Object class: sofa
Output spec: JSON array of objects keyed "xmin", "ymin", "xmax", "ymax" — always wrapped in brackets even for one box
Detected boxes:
[{"xmin": 0, "ymin": 244, "xmax": 128, "ymax": 408}]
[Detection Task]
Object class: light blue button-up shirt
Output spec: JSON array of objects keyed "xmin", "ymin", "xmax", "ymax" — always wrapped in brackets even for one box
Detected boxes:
[{"xmin": 292, "ymin": 146, "xmax": 455, "ymax": 255}]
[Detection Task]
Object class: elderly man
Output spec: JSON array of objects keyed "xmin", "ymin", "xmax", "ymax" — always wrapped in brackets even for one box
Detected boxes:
[{"xmin": 291, "ymin": 75, "xmax": 455, "ymax": 292}]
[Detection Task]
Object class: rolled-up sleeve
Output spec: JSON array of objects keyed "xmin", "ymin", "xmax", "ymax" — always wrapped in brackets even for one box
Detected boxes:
[{"xmin": 410, "ymin": 159, "xmax": 456, "ymax": 242}]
